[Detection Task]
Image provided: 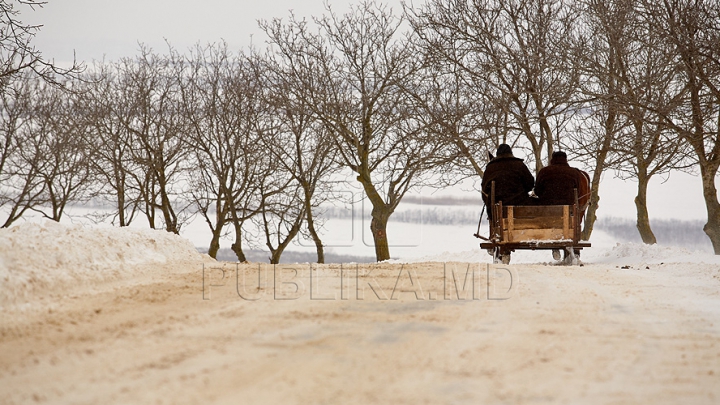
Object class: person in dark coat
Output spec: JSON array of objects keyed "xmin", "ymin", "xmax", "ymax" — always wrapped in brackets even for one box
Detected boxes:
[
  {"xmin": 534, "ymin": 151, "xmax": 586, "ymax": 206},
  {"xmin": 534, "ymin": 150, "xmax": 591, "ymax": 261},
  {"xmin": 481, "ymin": 144, "xmax": 535, "ymax": 219}
]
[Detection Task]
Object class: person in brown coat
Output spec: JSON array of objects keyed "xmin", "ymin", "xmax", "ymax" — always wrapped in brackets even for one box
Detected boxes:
[
  {"xmin": 481, "ymin": 144, "xmax": 535, "ymax": 219},
  {"xmin": 534, "ymin": 150, "xmax": 591, "ymax": 261},
  {"xmin": 535, "ymin": 151, "xmax": 588, "ymax": 207}
]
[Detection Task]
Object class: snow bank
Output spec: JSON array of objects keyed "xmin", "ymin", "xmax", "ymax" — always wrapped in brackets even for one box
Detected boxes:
[
  {"xmin": 0, "ymin": 221, "xmax": 207, "ymax": 307},
  {"xmin": 397, "ymin": 229, "xmax": 720, "ymax": 265},
  {"xmin": 589, "ymin": 242, "xmax": 720, "ymax": 265}
]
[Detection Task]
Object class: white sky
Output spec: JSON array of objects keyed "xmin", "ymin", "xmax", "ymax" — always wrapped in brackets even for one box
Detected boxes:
[
  {"xmin": 27, "ymin": 0, "xmax": 406, "ymax": 65},
  {"xmin": 20, "ymin": 0, "xmax": 715, "ymax": 221}
]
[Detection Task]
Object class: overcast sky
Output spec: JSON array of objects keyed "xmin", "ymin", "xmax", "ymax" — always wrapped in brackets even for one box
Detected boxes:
[{"xmin": 27, "ymin": 0, "xmax": 406, "ymax": 65}]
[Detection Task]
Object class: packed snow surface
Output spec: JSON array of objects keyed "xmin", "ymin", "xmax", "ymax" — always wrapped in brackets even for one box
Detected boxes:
[
  {"xmin": 2, "ymin": 220, "xmax": 719, "ymax": 404},
  {"xmin": 3, "ymin": 220, "xmax": 719, "ymax": 307},
  {"xmin": 0, "ymin": 221, "xmax": 206, "ymax": 307},
  {"xmin": 407, "ymin": 232, "xmax": 720, "ymax": 265}
]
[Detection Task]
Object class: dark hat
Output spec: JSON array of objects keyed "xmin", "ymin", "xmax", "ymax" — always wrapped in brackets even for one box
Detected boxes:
[
  {"xmin": 551, "ymin": 150, "xmax": 568, "ymax": 164},
  {"xmin": 496, "ymin": 143, "xmax": 513, "ymax": 156}
]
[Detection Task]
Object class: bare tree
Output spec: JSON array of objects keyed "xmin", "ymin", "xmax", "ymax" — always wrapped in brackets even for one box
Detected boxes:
[
  {"xmin": 0, "ymin": 0, "xmax": 82, "ymax": 86},
  {"xmin": 81, "ymin": 61, "xmax": 142, "ymax": 227},
  {"xmin": 260, "ymin": 52, "xmax": 339, "ymax": 263},
  {"xmin": 567, "ymin": 107, "xmax": 626, "ymax": 241},
  {"xmin": 572, "ymin": 0, "xmax": 690, "ymax": 242},
  {"xmin": 252, "ymin": 169, "xmax": 306, "ymax": 264},
  {"xmin": 116, "ymin": 45, "xmax": 191, "ymax": 234},
  {"xmin": 0, "ymin": 0, "xmax": 82, "ymax": 226},
  {"xmin": 642, "ymin": 0, "xmax": 720, "ymax": 253},
  {"xmin": 409, "ymin": 0, "xmax": 584, "ymax": 172},
  {"xmin": 613, "ymin": 0, "xmax": 691, "ymax": 244},
  {"xmin": 570, "ymin": 0, "xmax": 633, "ymax": 240},
  {"xmin": 403, "ymin": 12, "xmax": 501, "ymax": 180},
  {"xmin": 242, "ymin": 54, "xmax": 315, "ymax": 264},
  {"xmin": 262, "ymin": 1, "xmax": 445, "ymax": 261},
  {"xmin": 0, "ymin": 72, "xmax": 43, "ymax": 227},
  {"xmin": 180, "ymin": 43, "xmax": 267, "ymax": 260},
  {"xmin": 27, "ymin": 79, "xmax": 93, "ymax": 221}
]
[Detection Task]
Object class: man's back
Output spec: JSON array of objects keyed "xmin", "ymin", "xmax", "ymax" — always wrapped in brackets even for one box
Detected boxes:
[
  {"xmin": 481, "ymin": 145, "xmax": 535, "ymax": 209},
  {"xmin": 535, "ymin": 151, "xmax": 582, "ymax": 206}
]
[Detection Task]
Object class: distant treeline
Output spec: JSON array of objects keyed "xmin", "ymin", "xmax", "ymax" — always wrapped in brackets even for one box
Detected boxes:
[
  {"xmin": 594, "ymin": 217, "xmax": 712, "ymax": 252},
  {"xmin": 321, "ymin": 204, "xmax": 482, "ymax": 226}
]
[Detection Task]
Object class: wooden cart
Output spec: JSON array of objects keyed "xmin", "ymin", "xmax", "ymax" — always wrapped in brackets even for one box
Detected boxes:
[{"xmin": 478, "ymin": 182, "xmax": 590, "ymax": 264}]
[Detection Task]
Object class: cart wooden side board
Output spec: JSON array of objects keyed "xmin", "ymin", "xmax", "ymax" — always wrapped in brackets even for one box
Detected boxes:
[{"xmin": 478, "ymin": 182, "xmax": 591, "ymax": 265}]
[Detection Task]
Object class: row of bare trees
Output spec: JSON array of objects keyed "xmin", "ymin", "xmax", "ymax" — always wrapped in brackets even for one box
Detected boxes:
[
  {"xmin": 409, "ymin": 0, "xmax": 720, "ymax": 252},
  {"xmin": 1, "ymin": 0, "xmax": 719, "ymax": 260}
]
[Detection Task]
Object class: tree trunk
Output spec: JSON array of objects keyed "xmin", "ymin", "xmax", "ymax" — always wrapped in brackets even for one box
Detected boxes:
[
  {"xmin": 581, "ymin": 117, "xmax": 614, "ymax": 240},
  {"xmin": 303, "ymin": 188, "xmax": 324, "ymax": 263},
  {"xmin": 268, "ymin": 217, "xmax": 304, "ymax": 265},
  {"xmin": 117, "ymin": 183, "xmax": 127, "ymax": 227},
  {"xmin": 700, "ymin": 164, "xmax": 720, "ymax": 254},
  {"xmin": 634, "ymin": 175, "xmax": 657, "ymax": 244},
  {"xmin": 2, "ymin": 205, "xmax": 21, "ymax": 228},
  {"xmin": 114, "ymin": 164, "xmax": 128, "ymax": 227},
  {"xmin": 208, "ymin": 231, "xmax": 222, "ymax": 259},
  {"xmin": 370, "ymin": 211, "xmax": 391, "ymax": 262},
  {"xmin": 306, "ymin": 209, "xmax": 324, "ymax": 264},
  {"xmin": 157, "ymin": 177, "xmax": 179, "ymax": 234},
  {"xmin": 355, "ymin": 170, "xmax": 395, "ymax": 262},
  {"xmin": 581, "ymin": 194, "xmax": 599, "ymax": 241},
  {"xmin": 230, "ymin": 221, "xmax": 247, "ymax": 262},
  {"xmin": 205, "ymin": 199, "xmax": 228, "ymax": 260},
  {"xmin": 146, "ymin": 205, "xmax": 155, "ymax": 229},
  {"xmin": 143, "ymin": 171, "xmax": 158, "ymax": 229},
  {"xmin": 231, "ymin": 242, "xmax": 247, "ymax": 262},
  {"xmin": 581, "ymin": 163, "xmax": 605, "ymax": 241}
]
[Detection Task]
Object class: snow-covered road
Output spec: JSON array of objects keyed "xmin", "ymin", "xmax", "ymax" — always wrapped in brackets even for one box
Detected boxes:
[
  {"xmin": 0, "ymin": 224, "xmax": 720, "ymax": 404},
  {"xmin": 1, "ymin": 222, "xmax": 719, "ymax": 404}
]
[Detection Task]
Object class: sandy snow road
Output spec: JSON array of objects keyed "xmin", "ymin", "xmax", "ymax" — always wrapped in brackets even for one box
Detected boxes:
[{"xmin": 1, "ymin": 260, "xmax": 719, "ymax": 405}]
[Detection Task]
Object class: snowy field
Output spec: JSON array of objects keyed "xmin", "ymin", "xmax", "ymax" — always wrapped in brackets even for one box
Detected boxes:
[
  {"xmin": 3, "ymin": 171, "xmax": 713, "ymax": 264},
  {"xmin": 2, "ymin": 219, "xmax": 718, "ymax": 309},
  {"xmin": 1, "ymin": 221, "xmax": 719, "ymax": 404},
  {"xmin": 184, "ymin": 171, "xmax": 716, "ymax": 261}
]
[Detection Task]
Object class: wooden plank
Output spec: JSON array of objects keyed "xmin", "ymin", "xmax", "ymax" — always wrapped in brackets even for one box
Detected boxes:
[
  {"xmin": 510, "ymin": 205, "xmax": 566, "ymax": 217},
  {"xmin": 507, "ymin": 206, "xmax": 515, "ymax": 241},
  {"xmin": 484, "ymin": 241, "xmax": 592, "ymax": 250},
  {"xmin": 573, "ymin": 204, "xmax": 580, "ymax": 241},
  {"xmin": 496, "ymin": 201, "xmax": 503, "ymax": 239},
  {"xmin": 507, "ymin": 228, "xmax": 567, "ymax": 242},
  {"xmin": 493, "ymin": 203, "xmax": 590, "ymax": 244},
  {"xmin": 510, "ymin": 217, "xmax": 565, "ymax": 230},
  {"xmin": 562, "ymin": 205, "xmax": 570, "ymax": 239}
]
